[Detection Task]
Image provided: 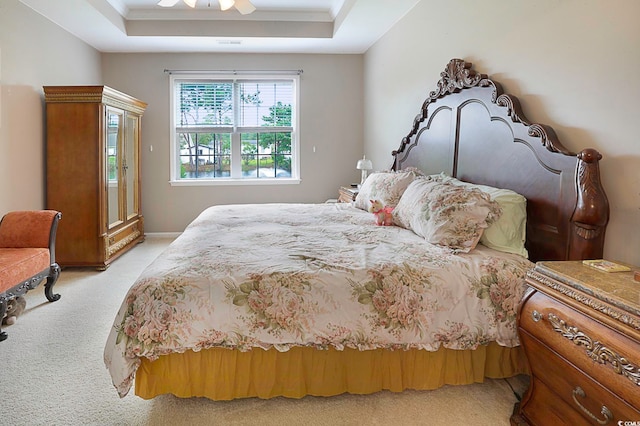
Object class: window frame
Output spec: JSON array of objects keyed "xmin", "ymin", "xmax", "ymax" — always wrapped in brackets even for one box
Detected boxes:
[{"xmin": 168, "ymin": 73, "xmax": 301, "ymax": 186}]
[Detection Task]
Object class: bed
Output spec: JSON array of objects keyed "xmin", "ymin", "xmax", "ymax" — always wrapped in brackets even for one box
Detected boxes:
[{"xmin": 104, "ymin": 59, "xmax": 609, "ymax": 401}]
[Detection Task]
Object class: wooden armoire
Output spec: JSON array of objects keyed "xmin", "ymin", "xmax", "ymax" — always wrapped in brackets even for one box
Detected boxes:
[{"xmin": 44, "ymin": 86, "xmax": 147, "ymax": 269}]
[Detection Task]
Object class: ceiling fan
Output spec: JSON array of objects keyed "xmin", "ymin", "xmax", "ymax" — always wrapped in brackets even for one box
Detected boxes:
[{"xmin": 157, "ymin": 0, "xmax": 256, "ymax": 15}]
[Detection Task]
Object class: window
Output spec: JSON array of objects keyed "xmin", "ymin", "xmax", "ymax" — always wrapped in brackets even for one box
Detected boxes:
[{"xmin": 169, "ymin": 73, "xmax": 300, "ymax": 185}]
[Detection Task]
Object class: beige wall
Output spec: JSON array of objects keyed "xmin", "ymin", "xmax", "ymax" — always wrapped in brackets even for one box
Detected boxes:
[
  {"xmin": 0, "ymin": 0, "xmax": 102, "ymax": 213},
  {"xmin": 364, "ymin": 0, "xmax": 640, "ymax": 266},
  {"xmin": 101, "ymin": 53, "xmax": 363, "ymax": 232}
]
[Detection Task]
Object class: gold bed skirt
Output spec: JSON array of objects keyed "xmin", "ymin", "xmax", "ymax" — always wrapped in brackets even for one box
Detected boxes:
[{"xmin": 135, "ymin": 343, "xmax": 528, "ymax": 401}]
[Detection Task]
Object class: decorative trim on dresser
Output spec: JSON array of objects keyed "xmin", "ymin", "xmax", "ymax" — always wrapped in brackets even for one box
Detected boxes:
[
  {"xmin": 545, "ymin": 312, "xmax": 640, "ymax": 387},
  {"xmin": 511, "ymin": 261, "xmax": 640, "ymax": 425}
]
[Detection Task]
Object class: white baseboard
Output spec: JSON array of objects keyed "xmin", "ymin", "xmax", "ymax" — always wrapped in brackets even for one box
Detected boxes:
[{"xmin": 144, "ymin": 232, "xmax": 182, "ymax": 239}]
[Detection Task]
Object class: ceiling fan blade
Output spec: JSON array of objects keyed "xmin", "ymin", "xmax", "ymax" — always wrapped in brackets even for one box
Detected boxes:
[
  {"xmin": 219, "ymin": 0, "xmax": 235, "ymax": 11},
  {"xmin": 157, "ymin": 0, "xmax": 181, "ymax": 6},
  {"xmin": 234, "ymin": 0, "xmax": 256, "ymax": 15}
]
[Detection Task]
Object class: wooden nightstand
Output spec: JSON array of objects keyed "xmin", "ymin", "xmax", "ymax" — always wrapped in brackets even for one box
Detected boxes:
[
  {"xmin": 511, "ymin": 261, "xmax": 640, "ymax": 425},
  {"xmin": 338, "ymin": 186, "xmax": 359, "ymax": 203}
]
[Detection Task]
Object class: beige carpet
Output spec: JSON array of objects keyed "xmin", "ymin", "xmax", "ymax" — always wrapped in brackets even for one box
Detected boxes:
[{"xmin": 1, "ymin": 236, "xmax": 529, "ymax": 426}]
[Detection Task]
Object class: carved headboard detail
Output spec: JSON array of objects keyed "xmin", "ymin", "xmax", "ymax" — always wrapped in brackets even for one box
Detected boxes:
[{"xmin": 392, "ymin": 59, "xmax": 609, "ymax": 262}]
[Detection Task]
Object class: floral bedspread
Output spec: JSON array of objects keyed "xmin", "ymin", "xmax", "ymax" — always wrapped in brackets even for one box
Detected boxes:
[{"xmin": 104, "ymin": 203, "xmax": 533, "ymax": 397}]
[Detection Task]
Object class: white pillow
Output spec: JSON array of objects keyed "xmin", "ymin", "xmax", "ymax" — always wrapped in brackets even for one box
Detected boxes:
[{"xmin": 354, "ymin": 168, "xmax": 423, "ymax": 211}]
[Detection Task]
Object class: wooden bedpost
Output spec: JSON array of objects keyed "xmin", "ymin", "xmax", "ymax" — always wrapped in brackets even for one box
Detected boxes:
[{"xmin": 568, "ymin": 148, "xmax": 609, "ymax": 260}]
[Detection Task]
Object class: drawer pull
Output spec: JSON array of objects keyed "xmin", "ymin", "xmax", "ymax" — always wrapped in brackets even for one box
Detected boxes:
[
  {"xmin": 572, "ymin": 386, "xmax": 613, "ymax": 425},
  {"xmin": 531, "ymin": 310, "xmax": 542, "ymax": 322}
]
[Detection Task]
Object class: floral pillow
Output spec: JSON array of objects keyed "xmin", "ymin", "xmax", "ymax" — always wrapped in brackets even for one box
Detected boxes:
[
  {"xmin": 427, "ymin": 174, "xmax": 528, "ymax": 257},
  {"xmin": 393, "ymin": 179, "xmax": 503, "ymax": 252},
  {"xmin": 353, "ymin": 168, "xmax": 424, "ymax": 211}
]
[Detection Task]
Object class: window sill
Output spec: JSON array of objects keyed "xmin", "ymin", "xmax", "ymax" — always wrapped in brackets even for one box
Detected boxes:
[{"xmin": 169, "ymin": 178, "xmax": 301, "ymax": 187}]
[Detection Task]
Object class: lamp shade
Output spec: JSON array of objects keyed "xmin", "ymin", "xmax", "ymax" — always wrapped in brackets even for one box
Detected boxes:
[{"xmin": 356, "ymin": 156, "xmax": 373, "ymax": 171}]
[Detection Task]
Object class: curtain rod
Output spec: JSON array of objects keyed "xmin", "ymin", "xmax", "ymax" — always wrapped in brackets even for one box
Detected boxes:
[{"xmin": 164, "ymin": 69, "xmax": 303, "ymax": 75}]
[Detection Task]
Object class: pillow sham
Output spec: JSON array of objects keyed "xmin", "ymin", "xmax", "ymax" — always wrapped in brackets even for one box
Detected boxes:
[
  {"xmin": 353, "ymin": 168, "xmax": 423, "ymax": 211},
  {"xmin": 393, "ymin": 179, "xmax": 502, "ymax": 253},
  {"xmin": 439, "ymin": 176, "xmax": 528, "ymax": 257}
]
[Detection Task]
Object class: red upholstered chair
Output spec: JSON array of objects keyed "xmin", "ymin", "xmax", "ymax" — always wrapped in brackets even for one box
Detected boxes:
[{"xmin": 0, "ymin": 210, "xmax": 62, "ymax": 341}]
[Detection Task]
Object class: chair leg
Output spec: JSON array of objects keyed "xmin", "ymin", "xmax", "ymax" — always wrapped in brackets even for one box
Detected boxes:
[
  {"xmin": 44, "ymin": 263, "xmax": 61, "ymax": 303},
  {"xmin": 0, "ymin": 299, "xmax": 8, "ymax": 342},
  {"xmin": 0, "ymin": 262, "xmax": 62, "ymax": 343}
]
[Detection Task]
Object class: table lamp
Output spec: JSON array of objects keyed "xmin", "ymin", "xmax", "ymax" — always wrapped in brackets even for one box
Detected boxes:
[{"xmin": 356, "ymin": 155, "xmax": 373, "ymax": 187}]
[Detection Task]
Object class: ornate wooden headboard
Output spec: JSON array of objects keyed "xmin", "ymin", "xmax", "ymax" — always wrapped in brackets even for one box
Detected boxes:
[{"xmin": 392, "ymin": 59, "xmax": 609, "ymax": 262}]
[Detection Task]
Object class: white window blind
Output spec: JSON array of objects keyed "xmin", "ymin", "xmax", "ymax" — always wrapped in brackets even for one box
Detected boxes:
[{"xmin": 169, "ymin": 74, "xmax": 299, "ymax": 185}]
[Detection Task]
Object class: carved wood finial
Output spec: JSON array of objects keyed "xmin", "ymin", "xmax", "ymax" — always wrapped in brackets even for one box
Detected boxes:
[
  {"xmin": 428, "ymin": 59, "xmax": 489, "ymax": 100},
  {"xmin": 569, "ymin": 148, "xmax": 609, "ymax": 259}
]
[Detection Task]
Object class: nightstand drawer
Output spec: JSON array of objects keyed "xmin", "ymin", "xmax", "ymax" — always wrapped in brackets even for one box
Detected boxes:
[
  {"xmin": 517, "ymin": 375, "xmax": 594, "ymax": 426},
  {"xmin": 520, "ymin": 290, "xmax": 640, "ymax": 409},
  {"xmin": 521, "ymin": 332, "xmax": 640, "ymax": 425}
]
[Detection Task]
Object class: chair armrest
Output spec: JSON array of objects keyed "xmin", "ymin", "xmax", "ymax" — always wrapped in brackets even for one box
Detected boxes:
[{"xmin": 0, "ymin": 210, "xmax": 62, "ymax": 250}]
